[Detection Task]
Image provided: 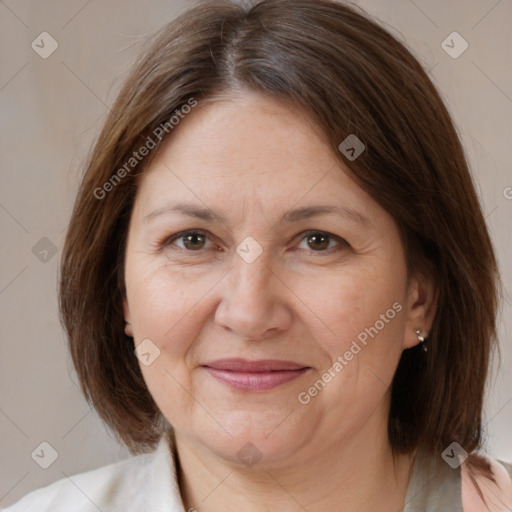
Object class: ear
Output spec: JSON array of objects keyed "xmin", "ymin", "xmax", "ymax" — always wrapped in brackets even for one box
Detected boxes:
[
  {"xmin": 123, "ymin": 298, "xmax": 134, "ymax": 337},
  {"xmin": 402, "ymin": 269, "xmax": 438, "ymax": 349}
]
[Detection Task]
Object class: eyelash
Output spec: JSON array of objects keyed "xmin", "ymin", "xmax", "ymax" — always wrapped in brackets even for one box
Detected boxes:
[{"xmin": 160, "ymin": 229, "xmax": 349, "ymax": 255}]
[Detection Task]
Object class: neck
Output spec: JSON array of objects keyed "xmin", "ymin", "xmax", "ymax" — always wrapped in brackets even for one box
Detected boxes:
[{"xmin": 172, "ymin": 412, "xmax": 417, "ymax": 512}]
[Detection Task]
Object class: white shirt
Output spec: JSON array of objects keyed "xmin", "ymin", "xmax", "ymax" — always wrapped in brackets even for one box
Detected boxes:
[
  {"xmin": 4, "ymin": 435, "xmax": 512, "ymax": 511},
  {"xmin": 2, "ymin": 435, "xmax": 187, "ymax": 512}
]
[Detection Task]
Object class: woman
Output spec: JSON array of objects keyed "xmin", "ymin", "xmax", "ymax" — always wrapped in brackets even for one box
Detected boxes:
[{"xmin": 5, "ymin": 0, "xmax": 511, "ymax": 510}]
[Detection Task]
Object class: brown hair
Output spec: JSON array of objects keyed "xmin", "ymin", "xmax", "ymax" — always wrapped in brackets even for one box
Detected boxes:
[{"xmin": 59, "ymin": 0, "xmax": 501, "ymax": 483}]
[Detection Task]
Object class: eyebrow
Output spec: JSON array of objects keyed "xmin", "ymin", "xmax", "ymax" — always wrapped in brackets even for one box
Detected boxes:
[{"xmin": 144, "ymin": 202, "xmax": 372, "ymax": 228}]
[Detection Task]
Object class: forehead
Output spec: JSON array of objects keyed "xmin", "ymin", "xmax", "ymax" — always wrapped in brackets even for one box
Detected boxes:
[
  {"xmin": 133, "ymin": 91, "xmax": 383, "ymax": 225},
  {"xmin": 158, "ymin": 92, "xmax": 330, "ymax": 174}
]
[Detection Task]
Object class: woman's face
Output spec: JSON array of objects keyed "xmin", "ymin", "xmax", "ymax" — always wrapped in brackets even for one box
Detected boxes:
[{"xmin": 123, "ymin": 91, "xmax": 434, "ymax": 468}]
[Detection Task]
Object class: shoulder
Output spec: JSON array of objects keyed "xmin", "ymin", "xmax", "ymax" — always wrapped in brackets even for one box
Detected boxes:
[
  {"xmin": 462, "ymin": 454, "xmax": 512, "ymax": 512},
  {"xmin": 2, "ymin": 450, "xmax": 157, "ymax": 512}
]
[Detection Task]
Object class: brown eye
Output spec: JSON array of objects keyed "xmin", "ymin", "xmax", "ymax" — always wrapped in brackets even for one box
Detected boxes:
[
  {"xmin": 306, "ymin": 233, "xmax": 330, "ymax": 251},
  {"xmin": 165, "ymin": 230, "xmax": 212, "ymax": 251},
  {"xmin": 181, "ymin": 232, "xmax": 206, "ymax": 250},
  {"xmin": 297, "ymin": 231, "xmax": 348, "ymax": 254}
]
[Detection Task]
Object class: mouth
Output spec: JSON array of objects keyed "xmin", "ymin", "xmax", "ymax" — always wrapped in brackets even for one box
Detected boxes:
[{"xmin": 201, "ymin": 358, "xmax": 311, "ymax": 392}]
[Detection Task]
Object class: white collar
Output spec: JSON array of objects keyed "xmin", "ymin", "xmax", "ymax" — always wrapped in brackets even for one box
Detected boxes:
[{"xmin": 145, "ymin": 432, "xmax": 186, "ymax": 512}]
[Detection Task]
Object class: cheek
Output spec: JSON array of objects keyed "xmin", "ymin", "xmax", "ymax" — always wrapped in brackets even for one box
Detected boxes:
[
  {"xmin": 295, "ymin": 266, "xmax": 406, "ymax": 432},
  {"xmin": 126, "ymin": 265, "xmax": 215, "ymax": 422},
  {"xmin": 295, "ymin": 259, "xmax": 406, "ymax": 357},
  {"xmin": 128, "ymin": 263, "xmax": 209, "ymax": 341}
]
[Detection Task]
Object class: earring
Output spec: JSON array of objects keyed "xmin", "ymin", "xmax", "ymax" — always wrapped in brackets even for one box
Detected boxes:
[{"xmin": 414, "ymin": 328, "xmax": 428, "ymax": 352}]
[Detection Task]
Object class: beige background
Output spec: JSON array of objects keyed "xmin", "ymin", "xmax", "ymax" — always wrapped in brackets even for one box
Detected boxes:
[{"xmin": 1, "ymin": 0, "xmax": 511, "ymax": 507}]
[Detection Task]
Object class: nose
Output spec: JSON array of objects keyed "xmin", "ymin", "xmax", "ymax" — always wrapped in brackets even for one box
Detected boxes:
[{"xmin": 214, "ymin": 251, "xmax": 293, "ymax": 342}]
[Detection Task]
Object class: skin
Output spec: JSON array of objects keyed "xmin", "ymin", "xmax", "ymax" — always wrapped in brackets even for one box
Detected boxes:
[
  {"xmin": 462, "ymin": 461, "xmax": 512, "ymax": 512},
  {"xmin": 123, "ymin": 90, "xmax": 438, "ymax": 512}
]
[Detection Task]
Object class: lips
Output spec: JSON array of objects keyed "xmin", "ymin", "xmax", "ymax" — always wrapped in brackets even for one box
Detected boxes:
[
  {"xmin": 201, "ymin": 358, "xmax": 310, "ymax": 392},
  {"xmin": 203, "ymin": 358, "xmax": 308, "ymax": 372}
]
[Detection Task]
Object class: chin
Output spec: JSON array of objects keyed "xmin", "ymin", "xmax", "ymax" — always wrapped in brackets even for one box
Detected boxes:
[{"xmin": 189, "ymin": 412, "xmax": 312, "ymax": 469}]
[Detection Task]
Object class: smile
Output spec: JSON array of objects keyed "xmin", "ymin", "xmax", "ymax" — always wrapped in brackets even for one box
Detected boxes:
[{"xmin": 201, "ymin": 358, "xmax": 311, "ymax": 392}]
